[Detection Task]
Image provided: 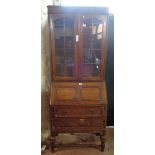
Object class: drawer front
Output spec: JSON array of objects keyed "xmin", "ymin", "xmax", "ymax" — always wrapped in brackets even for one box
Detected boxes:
[
  {"xmin": 54, "ymin": 106, "xmax": 105, "ymax": 117},
  {"xmin": 53, "ymin": 118, "xmax": 104, "ymax": 127}
]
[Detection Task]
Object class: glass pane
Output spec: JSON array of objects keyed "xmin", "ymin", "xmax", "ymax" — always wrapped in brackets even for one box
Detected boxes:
[
  {"xmin": 56, "ymin": 49, "xmax": 74, "ymax": 64},
  {"xmin": 92, "ymin": 18, "xmax": 103, "ymax": 50},
  {"xmin": 56, "ymin": 49, "xmax": 75, "ymax": 76},
  {"xmin": 82, "ymin": 17, "xmax": 103, "ymax": 49},
  {"xmin": 82, "ymin": 50, "xmax": 101, "ymax": 64},
  {"xmin": 81, "ymin": 64, "xmax": 99, "ymax": 76},
  {"xmin": 82, "ymin": 49, "xmax": 94, "ymax": 64},
  {"xmin": 81, "ymin": 16, "xmax": 103, "ymax": 77},
  {"xmin": 65, "ymin": 18, "xmax": 74, "ymax": 29},
  {"xmin": 64, "ymin": 49, "xmax": 74, "ymax": 64},
  {"xmin": 65, "ymin": 64, "xmax": 75, "ymax": 76},
  {"xmin": 53, "ymin": 16, "xmax": 75, "ymax": 77},
  {"xmin": 93, "ymin": 50, "xmax": 101, "ymax": 64},
  {"xmin": 65, "ymin": 36, "xmax": 74, "ymax": 48},
  {"xmin": 83, "ymin": 35, "xmax": 91, "ymax": 48},
  {"xmin": 55, "ymin": 36, "xmax": 64, "ymax": 48},
  {"xmin": 56, "ymin": 49, "xmax": 64, "ymax": 64},
  {"xmin": 92, "ymin": 34, "xmax": 102, "ymax": 49},
  {"xmin": 56, "ymin": 64, "xmax": 64, "ymax": 76},
  {"xmin": 54, "ymin": 18, "xmax": 64, "ymax": 28},
  {"xmin": 56, "ymin": 64, "xmax": 75, "ymax": 76}
]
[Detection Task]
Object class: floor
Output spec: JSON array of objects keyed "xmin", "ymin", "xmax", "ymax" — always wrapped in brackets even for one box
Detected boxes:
[{"xmin": 41, "ymin": 128, "xmax": 114, "ymax": 155}]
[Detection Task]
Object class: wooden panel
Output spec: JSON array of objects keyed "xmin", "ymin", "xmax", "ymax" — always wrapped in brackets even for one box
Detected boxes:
[
  {"xmin": 51, "ymin": 82, "xmax": 78, "ymax": 104},
  {"xmin": 79, "ymin": 82, "xmax": 101, "ymax": 100},
  {"xmin": 55, "ymin": 100, "xmax": 78, "ymax": 105},
  {"xmin": 79, "ymin": 82, "xmax": 108, "ymax": 103},
  {"xmin": 56, "ymin": 88, "xmax": 76, "ymax": 100},
  {"xmin": 80, "ymin": 101, "xmax": 104, "ymax": 105},
  {"xmin": 81, "ymin": 88, "xmax": 100, "ymax": 100},
  {"xmin": 52, "ymin": 127, "xmax": 105, "ymax": 133},
  {"xmin": 54, "ymin": 82, "xmax": 77, "ymax": 87},
  {"xmin": 101, "ymin": 81, "xmax": 108, "ymax": 103},
  {"xmin": 51, "ymin": 82, "xmax": 107, "ymax": 105},
  {"xmin": 54, "ymin": 106, "xmax": 105, "ymax": 117},
  {"xmin": 54, "ymin": 118, "xmax": 104, "ymax": 127},
  {"xmin": 80, "ymin": 82, "xmax": 100, "ymax": 86}
]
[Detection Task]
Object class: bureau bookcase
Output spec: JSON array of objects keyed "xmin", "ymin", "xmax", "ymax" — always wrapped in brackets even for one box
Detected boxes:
[{"xmin": 47, "ymin": 6, "xmax": 109, "ymax": 152}]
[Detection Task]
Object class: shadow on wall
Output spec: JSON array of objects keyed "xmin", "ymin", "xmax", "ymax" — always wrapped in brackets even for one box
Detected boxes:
[
  {"xmin": 41, "ymin": 92, "xmax": 50, "ymax": 140},
  {"xmin": 41, "ymin": 3, "xmax": 51, "ymax": 137}
]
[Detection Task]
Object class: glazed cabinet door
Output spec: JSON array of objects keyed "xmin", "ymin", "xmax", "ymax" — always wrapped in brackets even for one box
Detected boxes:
[
  {"xmin": 49, "ymin": 15, "xmax": 78, "ymax": 80},
  {"xmin": 49, "ymin": 14, "xmax": 107, "ymax": 81},
  {"xmin": 79, "ymin": 15, "xmax": 107, "ymax": 81}
]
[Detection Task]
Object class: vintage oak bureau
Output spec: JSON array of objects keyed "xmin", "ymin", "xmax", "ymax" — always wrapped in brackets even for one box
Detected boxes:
[{"xmin": 47, "ymin": 6, "xmax": 109, "ymax": 152}]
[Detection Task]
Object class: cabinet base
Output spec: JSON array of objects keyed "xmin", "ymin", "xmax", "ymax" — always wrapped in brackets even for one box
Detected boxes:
[{"xmin": 48, "ymin": 132, "xmax": 106, "ymax": 153}]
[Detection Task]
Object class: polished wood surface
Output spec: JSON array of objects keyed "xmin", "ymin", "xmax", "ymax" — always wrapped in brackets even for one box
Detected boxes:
[
  {"xmin": 56, "ymin": 88, "xmax": 77, "ymax": 100},
  {"xmin": 50, "ymin": 82, "xmax": 108, "ymax": 105},
  {"xmin": 47, "ymin": 6, "xmax": 109, "ymax": 153},
  {"xmin": 53, "ymin": 118, "xmax": 104, "ymax": 128},
  {"xmin": 53, "ymin": 106, "xmax": 105, "ymax": 117}
]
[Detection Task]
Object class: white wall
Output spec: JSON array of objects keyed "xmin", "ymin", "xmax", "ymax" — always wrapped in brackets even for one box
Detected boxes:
[
  {"xmin": 41, "ymin": 0, "xmax": 53, "ymax": 139},
  {"xmin": 41, "ymin": 0, "xmax": 53, "ymax": 92}
]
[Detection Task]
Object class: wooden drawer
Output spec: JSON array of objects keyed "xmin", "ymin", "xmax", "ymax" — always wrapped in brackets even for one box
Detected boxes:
[
  {"xmin": 53, "ymin": 106, "xmax": 105, "ymax": 117},
  {"xmin": 53, "ymin": 118, "xmax": 104, "ymax": 128}
]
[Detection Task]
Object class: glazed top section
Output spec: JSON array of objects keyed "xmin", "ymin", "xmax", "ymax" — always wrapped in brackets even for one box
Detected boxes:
[{"xmin": 47, "ymin": 6, "xmax": 109, "ymax": 14}]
